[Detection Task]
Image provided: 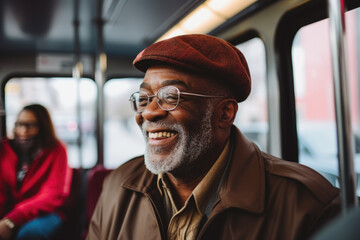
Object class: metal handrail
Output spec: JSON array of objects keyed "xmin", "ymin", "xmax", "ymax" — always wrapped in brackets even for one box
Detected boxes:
[
  {"xmin": 327, "ymin": 0, "xmax": 358, "ymax": 213},
  {"xmin": 95, "ymin": 0, "xmax": 106, "ymax": 166}
]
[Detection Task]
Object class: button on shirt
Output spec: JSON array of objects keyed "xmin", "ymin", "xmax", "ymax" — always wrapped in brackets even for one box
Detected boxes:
[{"xmin": 157, "ymin": 140, "xmax": 230, "ymax": 240}]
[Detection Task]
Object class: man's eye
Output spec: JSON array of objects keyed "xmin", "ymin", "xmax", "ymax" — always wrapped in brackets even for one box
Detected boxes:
[
  {"xmin": 138, "ymin": 97, "xmax": 148, "ymax": 106},
  {"xmin": 164, "ymin": 94, "xmax": 178, "ymax": 103}
]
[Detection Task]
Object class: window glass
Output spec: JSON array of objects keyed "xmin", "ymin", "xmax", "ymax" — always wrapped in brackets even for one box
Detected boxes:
[
  {"xmin": 235, "ymin": 38, "xmax": 268, "ymax": 151},
  {"xmin": 292, "ymin": 8, "xmax": 359, "ymax": 192},
  {"xmin": 104, "ymin": 78, "xmax": 144, "ymax": 169},
  {"xmin": 5, "ymin": 77, "xmax": 97, "ymax": 168}
]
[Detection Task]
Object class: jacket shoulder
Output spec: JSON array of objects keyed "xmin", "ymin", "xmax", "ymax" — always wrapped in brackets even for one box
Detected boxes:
[
  {"xmin": 54, "ymin": 140, "xmax": 67, "ymax": 153},
  {"xmin": 0, "ymin": 138, "xmax": 10, "ymax": 148},
  {"xmin": 263, "ymin": 152, "xmax": 339, "ymax": 204},
  {"xmin": 0, "ymin": 138, "xmax": 13, "ymax": 157}
]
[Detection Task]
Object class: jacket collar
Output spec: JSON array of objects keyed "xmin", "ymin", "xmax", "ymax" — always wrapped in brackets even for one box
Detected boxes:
[
  {"xmin": 122, "ymin": 126, "xmax": 266, "ymax": 214},
  {"xmin": 122, "ymin": 162, "xmax": 156, "ymax": 193}
]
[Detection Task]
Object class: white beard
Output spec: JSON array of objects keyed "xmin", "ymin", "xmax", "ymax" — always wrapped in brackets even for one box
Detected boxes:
[{"xmin": 142, "ymin": 104, "xmax": 214, "ymax": 175}]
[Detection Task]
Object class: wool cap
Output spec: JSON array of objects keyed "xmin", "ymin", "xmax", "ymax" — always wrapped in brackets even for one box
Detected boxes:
[{"xmin": 133, "ymin": 34, "xmax": 251, "ymax": 102}]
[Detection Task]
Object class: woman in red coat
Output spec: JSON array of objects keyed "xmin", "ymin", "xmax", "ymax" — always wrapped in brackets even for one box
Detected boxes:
[{"xmin": 0, "ymin": 104, "xmax": 72, "ymax": 240}]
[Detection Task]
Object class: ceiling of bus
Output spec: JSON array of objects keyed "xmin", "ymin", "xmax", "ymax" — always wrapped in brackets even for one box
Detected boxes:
[{"xmin": 0, "ymin": 0, "xmax": 204, "ymax": 57}]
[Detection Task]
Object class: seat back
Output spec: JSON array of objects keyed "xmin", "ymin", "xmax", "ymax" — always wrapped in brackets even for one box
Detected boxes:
[
  {"xmin": 85, "ymin": 165, "xmax": 112, "ymax": 227},
  {"xmin": 56, "ymin": 168, "xmax": 85, "ymax": 240}
]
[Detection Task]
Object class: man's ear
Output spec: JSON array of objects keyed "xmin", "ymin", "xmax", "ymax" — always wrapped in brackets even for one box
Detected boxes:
[{"xmin": 216, "ymin": 99, "xmax": 238, "ymax": 129}]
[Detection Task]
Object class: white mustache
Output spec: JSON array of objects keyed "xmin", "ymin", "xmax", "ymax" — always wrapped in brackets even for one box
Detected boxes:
[{"xmin": 141, "ymin": 120, "xmax": 182, "ymax": 136}]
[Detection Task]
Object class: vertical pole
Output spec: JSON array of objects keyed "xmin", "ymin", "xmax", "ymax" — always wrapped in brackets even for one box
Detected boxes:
[
  {"xmin": 73, "ymin": 0, "xmax": 83, "ymax": 168},
  {"xmin": 327, "ymin": 0, "xmax": 358, "ymax": 212},
  {"xmin": 73, "ymin": 62, "xmax": 83, "ymax": 167},
  {"xmin": 357, "ymin": 10, "xmax": 360, "ymax": 136},
  {"xmin": 0, "ymin": 98, "xmax": 5, "ymax": 139},
  {"xmin": 95, "ymin": 0, "xmax": 106, "ymax": 165}
]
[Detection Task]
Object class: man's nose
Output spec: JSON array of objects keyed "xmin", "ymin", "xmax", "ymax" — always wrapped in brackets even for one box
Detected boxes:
[{"xmin": 141, "ymin": 97, "xmax": 167, "ymax": 121}]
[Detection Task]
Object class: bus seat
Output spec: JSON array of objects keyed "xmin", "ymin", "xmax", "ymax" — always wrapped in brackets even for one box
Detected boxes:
[
  {"xmin": 85, "ymin": 165, "xmax": 112, "ymax": 228},
  {"xmin": 311, "ymin": 207, "xmax": 360, "ymax": 239},
  {"xmin": 56, "ymin": 168, "xmax": 85, "ymax": 240}
]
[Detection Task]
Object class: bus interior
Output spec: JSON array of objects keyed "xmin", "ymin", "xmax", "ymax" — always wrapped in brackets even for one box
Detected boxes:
[{"xmin": 0, "ymin": 0, "xmax": 359, "ymax": 238}]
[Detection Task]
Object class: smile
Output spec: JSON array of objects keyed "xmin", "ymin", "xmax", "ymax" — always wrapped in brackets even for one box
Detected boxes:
[{"xmin": 148, "ymin": 131, "xmax": 176, "ymax": 139}]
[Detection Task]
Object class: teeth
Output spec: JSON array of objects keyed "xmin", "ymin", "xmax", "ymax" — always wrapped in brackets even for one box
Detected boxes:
[{"xmin": 149, "ymin": 131, "xmax": 175, "ymax": 139}]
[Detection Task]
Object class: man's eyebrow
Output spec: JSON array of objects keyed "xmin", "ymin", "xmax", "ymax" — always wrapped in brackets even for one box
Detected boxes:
[
  {"xmin": 140, "ymin": 82, "xmax": 150, "ymax": 89},
  {"xmin": 140, "ymin": 80, "xmax": 188, "ymax": 89}
]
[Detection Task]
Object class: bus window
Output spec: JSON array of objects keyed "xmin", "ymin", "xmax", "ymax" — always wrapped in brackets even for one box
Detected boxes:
[
  {"xmin": 234, "ymin": 38, "xmax": 268, "ymax": 151},
  {"xmin": 104, "ymin": 78, "xmax": 144, "ymax": 169},
  {"xmin": 5, "ymin": 77, "xmax": 97, "ymax": 168},
  {"xmin": 292, "ymin": 8, "xmax": 359, "ymax": 192}
]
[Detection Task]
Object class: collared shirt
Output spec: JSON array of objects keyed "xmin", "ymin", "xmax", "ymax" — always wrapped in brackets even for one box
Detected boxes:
[{"xmin": 157, "ymin": 139, "xmax": 230, "ymax": 240}]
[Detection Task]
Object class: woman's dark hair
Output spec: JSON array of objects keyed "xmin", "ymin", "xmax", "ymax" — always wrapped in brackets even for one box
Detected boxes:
[{"xmin": 20, "ymin": 104, "xmax": 59, "ymax": 149}]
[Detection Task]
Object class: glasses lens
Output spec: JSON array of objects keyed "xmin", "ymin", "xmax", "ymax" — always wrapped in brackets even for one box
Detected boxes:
[
  {"xmin": 129, "ymin": 93, "xmax": 138, "ymax": 111},
  {"xmin": 130, "ymin": 91, "xmax": 149, "ymax": 112},
  {"xmin": 157, "ymin": 86, "xmax": 179, "ymax": 111}
]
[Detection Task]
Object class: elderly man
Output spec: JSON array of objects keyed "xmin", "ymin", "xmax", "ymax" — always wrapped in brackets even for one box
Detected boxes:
[{"xmin": 87, "ymin": 34, "xmax": 340, "ymax": 240}]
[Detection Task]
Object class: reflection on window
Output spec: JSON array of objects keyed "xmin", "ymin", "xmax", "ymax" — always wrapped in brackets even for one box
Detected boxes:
[
  {"xmin": 235, "ymin": 38, "xmax": 268, "ymax": 151},
  {"xmin": 5, "ymin": 77, "xmax": 97, "ymax": 168},
  {"xmin": 104, "ymin": 78, "xmax": 144, "ymax": 169},
  {"xmin": 292, "ymin": 8, "xmax": 359, "ymax": 192}
]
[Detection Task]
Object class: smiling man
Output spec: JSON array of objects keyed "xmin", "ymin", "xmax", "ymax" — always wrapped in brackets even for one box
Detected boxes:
[{"xmin": 87, "ymin": 34, "xmax": 341, "ymax": 240}]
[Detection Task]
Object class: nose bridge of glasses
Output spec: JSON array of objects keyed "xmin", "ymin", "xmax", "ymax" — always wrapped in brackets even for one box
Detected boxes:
[
  {"xmin": 143, "ymin": 93, "xmax": 161, "ymax": 111},
  {"xmin": 140, "ymin": 96, "xmax": 169, "ymax": 119}
]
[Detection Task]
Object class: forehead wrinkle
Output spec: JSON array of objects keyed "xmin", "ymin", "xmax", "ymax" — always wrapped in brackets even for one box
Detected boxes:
[{"xmin": 161, "ymin": 79, "xmax": 188, "ymax": 88}]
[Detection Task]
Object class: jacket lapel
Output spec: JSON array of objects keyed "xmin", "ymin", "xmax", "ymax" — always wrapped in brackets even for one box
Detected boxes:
[
  {"xmin": 214, "ymin": 127, "xmax": 266, "ymax": 215},
  {"xmin": 122, "ymin": 160, "xmax": 156, "ymax": 193}
]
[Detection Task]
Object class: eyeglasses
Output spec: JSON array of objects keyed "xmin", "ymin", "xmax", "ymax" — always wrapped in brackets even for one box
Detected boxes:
[
  {"xmin": 129, "ymin": 85, "xmax": 224, "ymax": 113},
  {"xmin": 15, "ymin": 121, "xmax": 39, "ymax": 130}
]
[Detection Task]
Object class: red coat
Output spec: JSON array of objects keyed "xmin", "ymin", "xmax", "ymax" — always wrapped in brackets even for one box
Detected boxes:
[{"xmin": 0, "ymin": 138, "xmax": 72, "ymax": 227}]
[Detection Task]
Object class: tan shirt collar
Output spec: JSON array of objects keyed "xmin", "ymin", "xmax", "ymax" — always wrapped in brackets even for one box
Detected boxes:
[{"xmin": 157, "ymin": 139, "xmax": 231, "ymax": 215}]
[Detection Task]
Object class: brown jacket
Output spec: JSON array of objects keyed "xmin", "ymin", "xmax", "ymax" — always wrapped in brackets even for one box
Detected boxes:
[{"xmin": 87, "ymin": 127, "xmax": 341, "ymax": 240}]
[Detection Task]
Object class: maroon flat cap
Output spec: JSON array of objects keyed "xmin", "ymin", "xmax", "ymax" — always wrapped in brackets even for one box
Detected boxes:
[{"xmin": 133, "ymin": 34, "xmax": 251, "ymax": 102}]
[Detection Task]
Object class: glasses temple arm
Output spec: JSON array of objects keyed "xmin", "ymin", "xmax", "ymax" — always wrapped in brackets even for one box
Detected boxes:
[{"xmin": 181, "ymin": 92, "xmax": 224, "ymax": 98}]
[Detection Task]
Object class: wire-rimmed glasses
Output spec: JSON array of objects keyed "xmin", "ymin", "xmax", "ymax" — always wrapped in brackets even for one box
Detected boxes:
[
  {"xmin": 14, "ymin": 121, "xmax": 39, "ymax": 130},
  {"xmin": 129, "ymin": 85, "xmax": 224, "ymax": 113}
]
